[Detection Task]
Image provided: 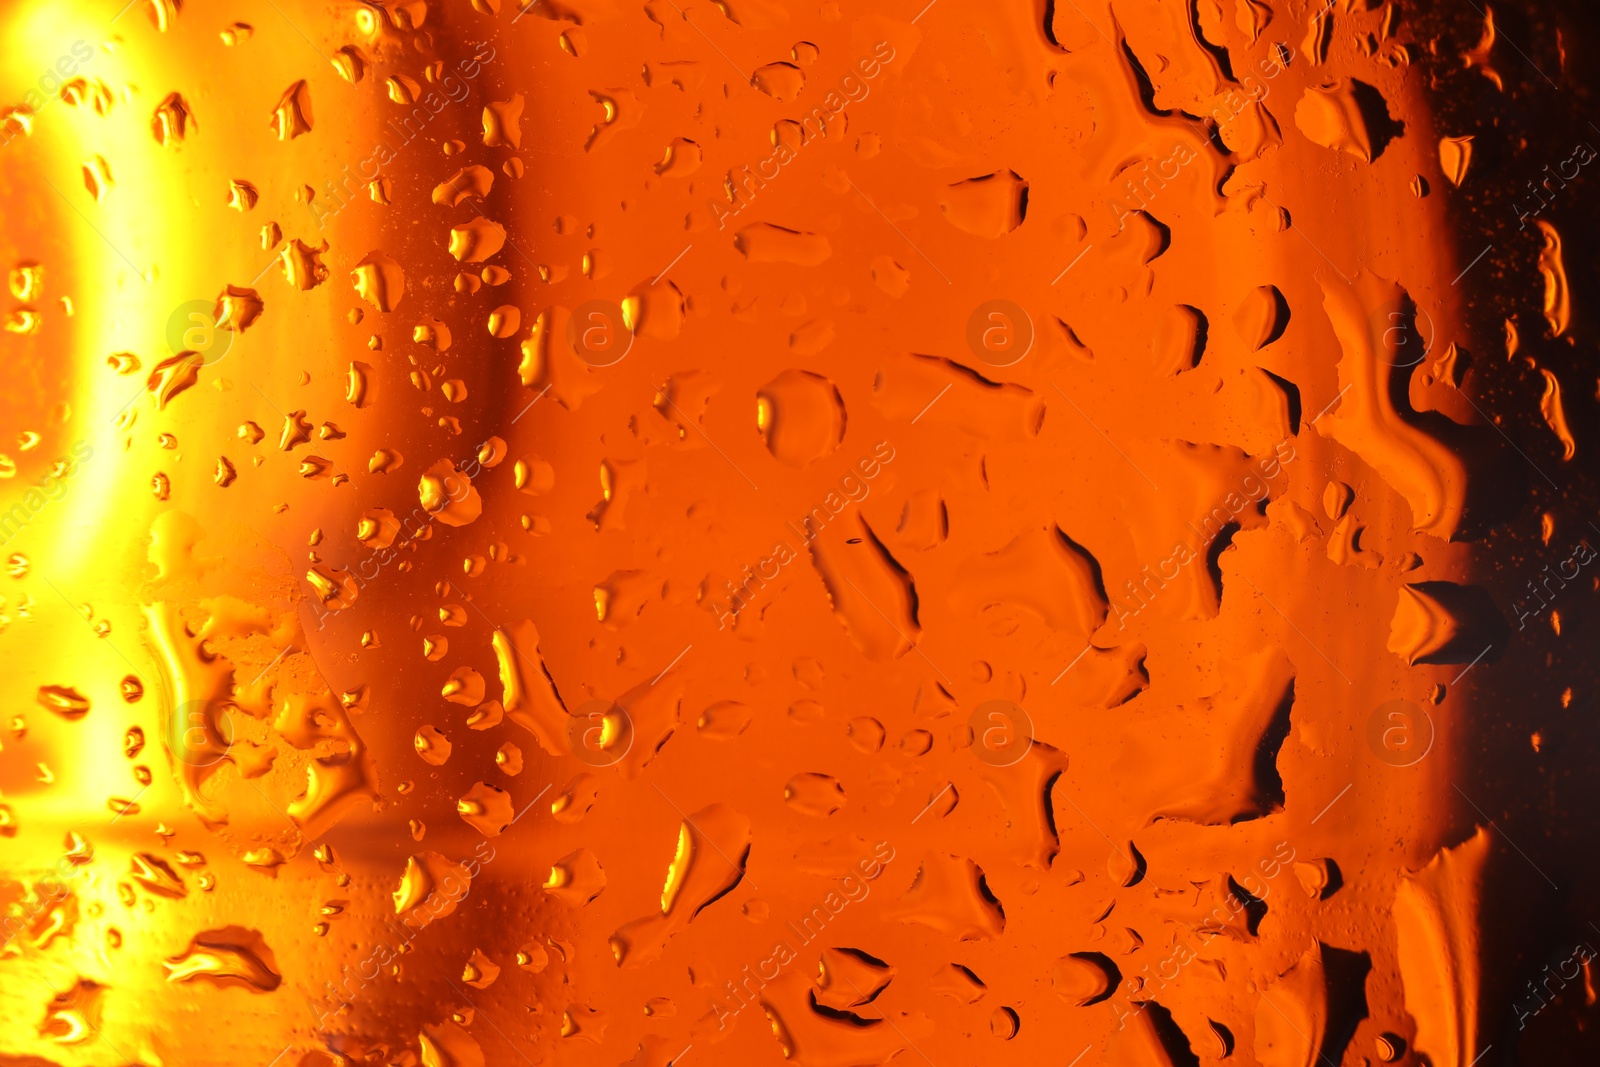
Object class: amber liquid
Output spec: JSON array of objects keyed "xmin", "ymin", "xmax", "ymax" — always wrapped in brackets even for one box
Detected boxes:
[{"xmin": 3, "ymin": 0, "xmax": 1599, "ymax": 1064}]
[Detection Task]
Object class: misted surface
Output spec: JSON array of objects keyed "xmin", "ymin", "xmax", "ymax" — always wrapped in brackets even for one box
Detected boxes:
[{"xmin": 2, "ymin": 0, "xmax": 1598, "ymax": 1064}]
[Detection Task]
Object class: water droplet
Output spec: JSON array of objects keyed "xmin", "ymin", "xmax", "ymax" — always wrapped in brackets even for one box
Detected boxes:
[
  {"xmin": 1439, "ymin": 134, "xmax": 1473, "ymax": 186},
  {"xmin": 414, "ymin": 724, "xmax": 452, "ymax": 766},
  {"xmin": 887, "ymin": 851, "xmax": 1003, "ymax": 941},
  {"xmin": 419, "ymin": 460, "xmax": 482, "ymax": 526},
  {"xmin": 940, "ymin": 170, "xmax": 1028, "ymax": 237},
  {"xmin": 456, "ymin": 781, "xmax": 514, "ymax": 836},
  {"xmin": 483, "ymin": 93, "xmax": 525, "ymax": 148},
  {"xmin": 544, "ymin": 848, "xmax": 606, "ymax": 906},
  {"xmin": 352, "ymin": 251, "xmax": 405, "ymax": 312},
  {"xmin": 270, "ymin": 80, "xmax": 313, "ymax": 140},
  {"xmin": 752, "ymin": 61, "xmax": 805, "ymax": 101},
  {"xmin": 784, "ymin": 772, "xmax": 846, "ymax": 816},
  {"xmin": 130, "ymin": 853, "xmax": 187, "ymax": 897},
  {"xmin": 81, "ymin": 155, "xmax": 113, "ymax": 201},
  {"xmin": 279, "ymin": 238, "xmax": 329, "ymax": 290},
  {"xmin": 37, "ymin": 685, "xmax": 90, "ymax": 720},
  {"xmin": 449, "ymin": 217, "xmax": 507, "ymax": 263},
  {"xmin": 331, "ymin": 44, "xmax": 367, "ymax": 82},
  {"xmin": 152, "ymin": 92, "xmax": 194, "ymax": 145},
  {"xmin": 1052, "ymin": 953, "xmax": 1118, "ymax": 1006},
  {"xmin": 163, "ymin": 928, "xmax": 281, "ymax": 991},
  {"xmin": 734, "ymin": 222, "xmax": 832, "ymax": 265},
  {"xmin": 756, "ymin": 369, "xmax": 845, "ymax": 466},
  {"xmin": 10, "ymin": 262, "xmax": 42, "ymax": 301}
]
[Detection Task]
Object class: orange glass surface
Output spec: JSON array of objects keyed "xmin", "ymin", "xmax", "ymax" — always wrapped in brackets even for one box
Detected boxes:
[{"xmin": 2, "ymin": 0, "xmax": 1598, "ymax": 1064}]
